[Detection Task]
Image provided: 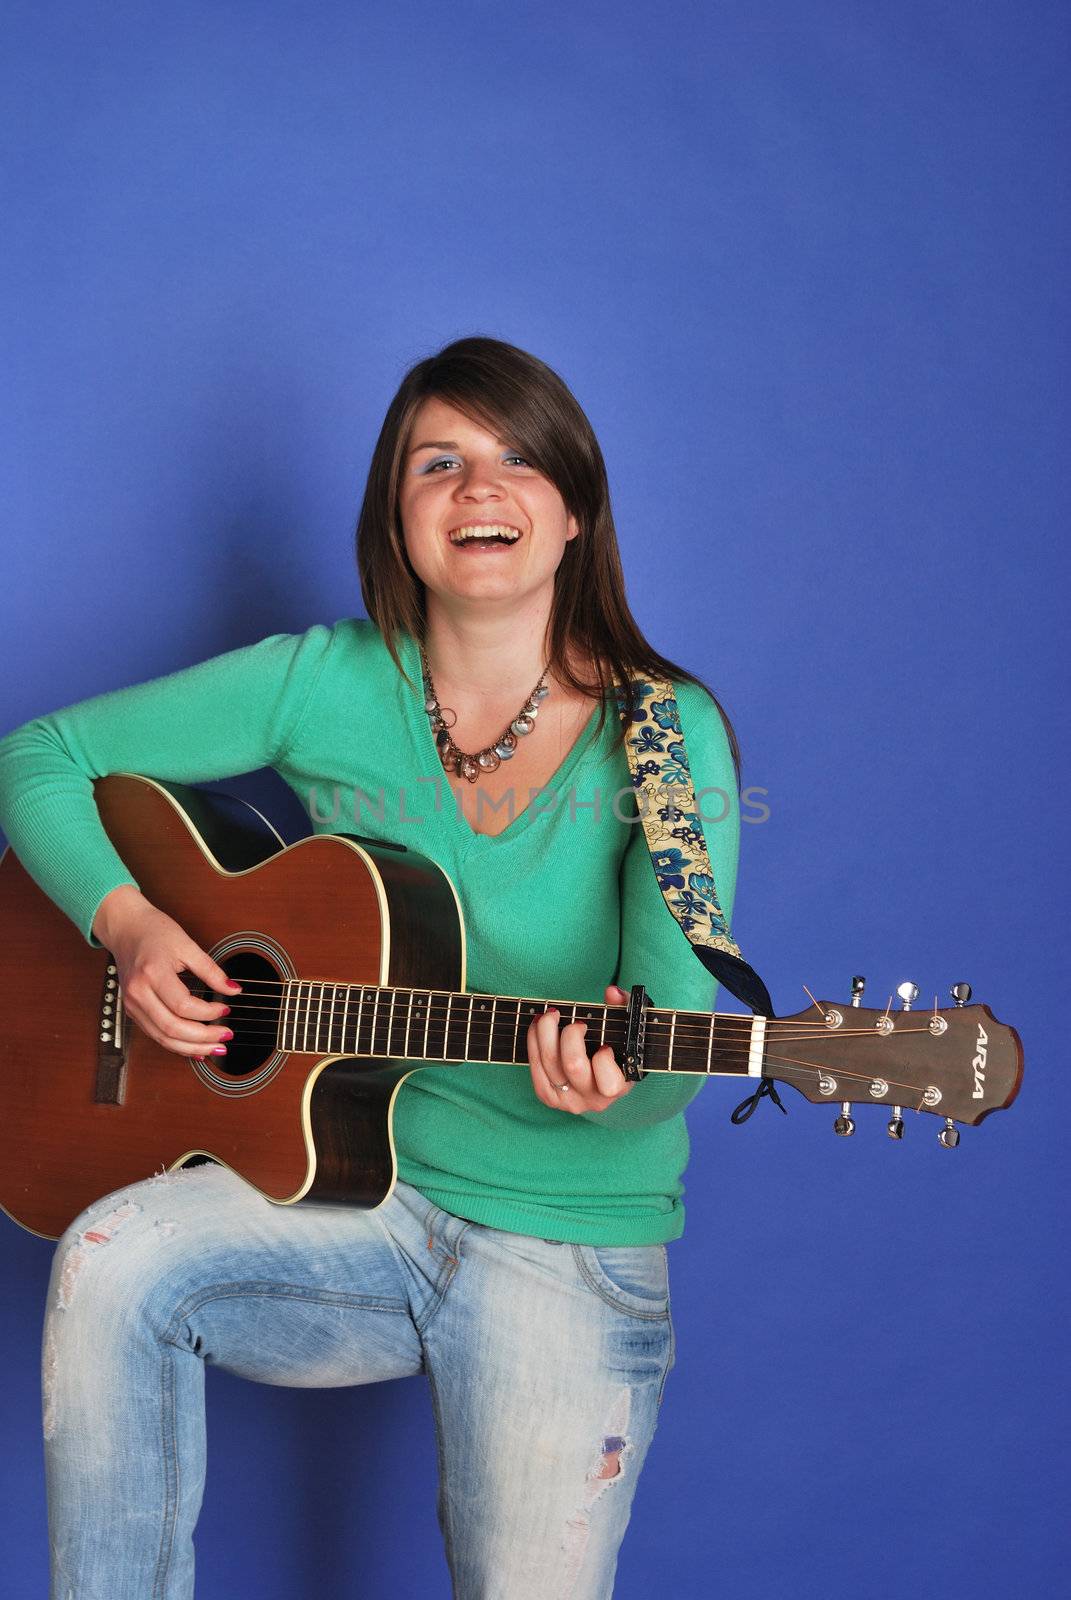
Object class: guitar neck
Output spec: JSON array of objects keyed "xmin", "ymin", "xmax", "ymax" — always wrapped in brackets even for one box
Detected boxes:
[{"xmin": 278, "ymin": 982, "xmax": 765, "ymax": 1078}]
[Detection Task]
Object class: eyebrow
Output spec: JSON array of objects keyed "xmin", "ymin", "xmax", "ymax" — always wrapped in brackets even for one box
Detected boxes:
[{"xmin": 408, "ymin": 439, "xmax": 461, "ymax": 454}]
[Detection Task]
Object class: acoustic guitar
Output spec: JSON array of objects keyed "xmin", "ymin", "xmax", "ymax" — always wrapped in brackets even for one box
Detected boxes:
[{"xmin": 0, "ymin": 774, "xmax": 1023, "ymax": 1240}]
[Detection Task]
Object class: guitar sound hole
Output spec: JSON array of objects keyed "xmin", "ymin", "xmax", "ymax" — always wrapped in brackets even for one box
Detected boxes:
[{"xmin": 185, "ymin": 952, "xmax": 282, "ymax": 1078}]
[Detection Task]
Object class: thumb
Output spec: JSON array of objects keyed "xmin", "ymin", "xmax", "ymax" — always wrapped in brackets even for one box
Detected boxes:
[
  {"xmin": 604, "ymin": 984, "xmax": 628, "ymax": 1004},
  {"xmin": 182, "ymin": 940, "xmax": 242, "ymax": 997}
]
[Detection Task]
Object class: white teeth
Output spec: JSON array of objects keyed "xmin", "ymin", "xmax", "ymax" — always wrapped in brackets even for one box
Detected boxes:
[{"xmin": 448, "ymin": 524, "xmax": 522, "ymax": 544}]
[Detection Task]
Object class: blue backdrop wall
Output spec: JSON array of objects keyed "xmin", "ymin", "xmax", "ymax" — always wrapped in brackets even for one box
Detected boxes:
[{"xmin": 2, "ymin": 3, "xmax": 1066, "ymax": 1596}]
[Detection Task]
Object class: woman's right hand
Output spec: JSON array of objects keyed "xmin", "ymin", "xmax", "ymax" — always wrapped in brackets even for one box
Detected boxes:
[{"xmin": 93, "ymin": 885, "xmax": 241, "ymax": 1058}]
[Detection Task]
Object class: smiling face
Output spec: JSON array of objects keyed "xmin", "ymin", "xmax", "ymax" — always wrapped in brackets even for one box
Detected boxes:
[{"xmin": 397, "ymin": 395, "xmax": 579, "ymax": 618}]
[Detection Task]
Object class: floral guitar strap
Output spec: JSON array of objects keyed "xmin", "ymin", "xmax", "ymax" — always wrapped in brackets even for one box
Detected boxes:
[{"xmin": 615, "ymin": 677, "xmax": 782, "ymax": 1120}]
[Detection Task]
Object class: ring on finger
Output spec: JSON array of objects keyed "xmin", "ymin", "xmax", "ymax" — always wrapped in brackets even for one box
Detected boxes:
[{"xmin": 556, "ymin": 1081, "xmax": 571, "ymax": 1093}]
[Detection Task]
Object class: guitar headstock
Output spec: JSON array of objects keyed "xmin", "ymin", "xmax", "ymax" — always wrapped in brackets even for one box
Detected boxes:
[{"xmin": 767, "ymin": 980, "xmax": 1023, "ymax": 1143}]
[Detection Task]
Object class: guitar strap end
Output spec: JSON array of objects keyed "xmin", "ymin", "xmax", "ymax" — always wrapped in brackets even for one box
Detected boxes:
[{"xmin": 618, "ymin": 675, "xmax": 782, "ymax": 1121}]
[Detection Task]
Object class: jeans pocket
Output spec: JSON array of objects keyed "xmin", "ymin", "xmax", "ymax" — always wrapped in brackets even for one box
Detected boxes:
[{"xmin": 572, "ymin": 1243, "xmax": 671, "ymax": 1319}]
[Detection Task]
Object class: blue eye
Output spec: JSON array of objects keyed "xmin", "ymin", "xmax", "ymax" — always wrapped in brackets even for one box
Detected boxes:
[{"xmin": 419, "ymin": 451, "xmax": 530, "ymax": 474}]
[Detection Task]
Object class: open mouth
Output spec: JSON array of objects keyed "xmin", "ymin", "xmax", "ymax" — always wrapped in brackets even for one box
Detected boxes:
[{"xmin": 447, "ymin": 523, "xmax": 523, "ymax": 548}]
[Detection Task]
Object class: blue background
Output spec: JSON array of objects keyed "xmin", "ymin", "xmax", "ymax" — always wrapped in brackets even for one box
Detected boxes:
[{"xmin": 1, "ymin": 2, "xmax": 1066, "ymax": 1596}]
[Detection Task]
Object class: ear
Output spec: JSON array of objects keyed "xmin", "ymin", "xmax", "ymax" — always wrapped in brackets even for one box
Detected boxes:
[{"xmin": 566, "ymin": 512, "xmax": 580, "ymax": 541}]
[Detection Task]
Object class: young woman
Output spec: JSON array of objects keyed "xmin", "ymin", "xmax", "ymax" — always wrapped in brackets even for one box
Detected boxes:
[{"xmin": 0, "ymin": 335, "xmax": 741, "ymax": 1599}]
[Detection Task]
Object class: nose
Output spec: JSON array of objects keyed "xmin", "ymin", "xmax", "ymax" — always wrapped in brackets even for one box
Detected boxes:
[{"xmin": 454, "ymin": 457, "xmax": 506, "ymax": 501}]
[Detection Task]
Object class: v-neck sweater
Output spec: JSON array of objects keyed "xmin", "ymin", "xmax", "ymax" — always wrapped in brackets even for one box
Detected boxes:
[{"xmin": 0, "ymin": 619, "xmax": 741, "ymax": 1245}]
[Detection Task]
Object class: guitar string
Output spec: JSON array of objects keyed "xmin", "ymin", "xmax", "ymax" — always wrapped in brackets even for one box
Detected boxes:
[
  {"xmin": 206, "ymin": 1009, "xmax": 936, "ymax": 1053},
  {"xmin": 185, "ymin": 974, "xmax": 933, "ymax": 1036},
  {"xmin": 189, "ymin": 988, "xmax": 938, "ymax": 1047},
  {"xmin": 185, "ymin": 994, "xmax": 939, "ymax": 1044},
  {"xmin": 167, "ymin": 979, "xmax": 952, "ymax": 1086},
  {"xmin": 189, "ymin": 973, "xmax": 900, "ymax": 1023},
  {"xmin": 178, "ymin": 1002, "xmax": 947, "ymax": 1091},
  {"xmin": 191, "ymin": 1011, "xmax": 941, "ymax": 1068}
]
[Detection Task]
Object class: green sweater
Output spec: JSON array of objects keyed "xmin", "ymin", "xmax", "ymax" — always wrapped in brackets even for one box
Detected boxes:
[{"xmin": 0, "ymin": 619, "xmax": 740, "ymax": 1245}]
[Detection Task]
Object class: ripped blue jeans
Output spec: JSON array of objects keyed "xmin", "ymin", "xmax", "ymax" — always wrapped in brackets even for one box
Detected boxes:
[{"xmin": 43, "ymin": 1163, "xmax": 675, "ymax": 1599}]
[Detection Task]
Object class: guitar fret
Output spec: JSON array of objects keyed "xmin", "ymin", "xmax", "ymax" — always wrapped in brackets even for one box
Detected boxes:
[
  {"xmin": 422, "ymin": 990, "xmax": 432, "ymax": 1058},
  {"xmin": 314, "ymin": 983, "xmax": 325, "ymax": 1053},
  {"xmin": 424, "ymin": 989, "xmax": 446, "ymax": 1060},
  {"xmin": 403, "ymin": 989, "xmax": 413, "ymax": 1057},
  {"xmin": 386, "ymin": 988, "xmax": 398, "ymax": 1056},
  {"xmin": 667, "ymin": 1009, "xmax": 676, "ymax": 1071},
  {"xmin": 332, "ymin": 983, "xmax": 340, "ymax": 1052},
  {"xmin": 301, "ymin": 982, "xmax": 312, "ymax": 1054},
  {"xmin": 513, "ymin": 999, "xmax": 522, "ymax": 1064},
  {"xmin": 280, "ymin": 981, "xmax": 292, "ymax": 1051},
  {"xmin": 466, "ymin": 997, "xmax": 491, "ymax": 1062},
  {"xmin": 463, "ymin": 996, "xmax": 473, "ymax": 1061},
  {"xmin": 340, "ymin": 984, "xmax": 351, "ymax": 1054},
  {"xmin": 489, "ymin": 996, "xmax": 497, "ymax": 1062},
  {"xmin": 705, "ymin": 1014, "xmax": 714, "ymax": 1075},
  {"xmin": 369, "ymin": 987, "xmax": 380, "ymax": 1055}
]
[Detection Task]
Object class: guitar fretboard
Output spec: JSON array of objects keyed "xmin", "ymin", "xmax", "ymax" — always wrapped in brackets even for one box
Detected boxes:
[{"xmin": 277, "ymin": 981, "xmax": 765, "ymax": 1078}]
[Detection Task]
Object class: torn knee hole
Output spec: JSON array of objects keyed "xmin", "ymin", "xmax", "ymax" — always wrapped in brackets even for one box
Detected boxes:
[
  {"xmin": 595, "ymin": 1435, "xmax": 626, "ymax": 1479},
  {"xmin": 56, "ymin": 1201, "xmax": 142, "ymax": 1310}
]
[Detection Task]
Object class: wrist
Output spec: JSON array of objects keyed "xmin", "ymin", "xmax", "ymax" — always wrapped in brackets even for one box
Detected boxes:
[{"xmin": 92, "ymin": 883, "xmax": 150, "ymax": 948}]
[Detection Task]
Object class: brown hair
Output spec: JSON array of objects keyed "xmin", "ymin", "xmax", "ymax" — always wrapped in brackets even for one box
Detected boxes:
[{"xmin": 354, "ymin": 335, "xmax": 740, "ymax": 776}]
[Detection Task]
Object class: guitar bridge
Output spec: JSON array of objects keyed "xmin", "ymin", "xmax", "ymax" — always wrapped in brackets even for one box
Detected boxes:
[
  {"xmin": 621, "ymin": 984, "xmax": 649, "ymax": 1081},
  {"xmin": 95, "ymin": 958, "xmax": 128, "ymax": 1105}
]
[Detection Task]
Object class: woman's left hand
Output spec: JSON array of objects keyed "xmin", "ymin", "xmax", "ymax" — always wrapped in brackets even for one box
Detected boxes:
[{"xmin": 527, "ymin": 984, "xmax": 634, "ymax": 1114}]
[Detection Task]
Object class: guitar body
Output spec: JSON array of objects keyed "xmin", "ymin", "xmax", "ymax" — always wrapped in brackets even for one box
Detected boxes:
[{"xmin": 0, "ymin": 774, "xmax": 465, "ymax": 1239}]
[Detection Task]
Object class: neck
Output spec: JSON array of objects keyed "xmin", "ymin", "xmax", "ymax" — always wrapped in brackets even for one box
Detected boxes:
[
  {"xmin": 421, "ymin": 598, "xmax": 551, "ymax": 702},
  {"xmin": 277, "ymin": 977, "xmax": 768, "ymax": 1079}
]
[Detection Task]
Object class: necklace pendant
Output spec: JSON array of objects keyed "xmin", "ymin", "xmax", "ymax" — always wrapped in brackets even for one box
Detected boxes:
[{"xmin": 420, "ymin": 644, "xmax": 549, "ymax": 783}]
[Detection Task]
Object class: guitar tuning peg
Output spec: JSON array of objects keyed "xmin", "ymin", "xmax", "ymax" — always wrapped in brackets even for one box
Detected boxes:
[
  {"xmin": 938, "ymin": 1118, "xmax": 961, "ymax": 1148},
  {"xmin": 897, "ymin": 982, "xmax": 919, "ymax": 1010},
  {"xmin": 834, "ymin": 1102, "xmax": 855, "ymax": 1136},
  {"xmin": 850, "ymin": 975, "xmax": 865, "ymax": 1008},
  {"xmin": 887, "ymin": 1107, "xmax": 905, "ymax": 1140},
  {"xmin": 950, "ymin": 983, "xmax": 972, "ymax": 1007}
]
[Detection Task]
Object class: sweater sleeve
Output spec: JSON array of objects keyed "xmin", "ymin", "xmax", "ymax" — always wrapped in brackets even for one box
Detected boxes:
[
  {"xmin": 585, "ymin": 678, "xmax": 742, "ymax": 1129},
  {"xmin": 0, "ymin": 624, "xmax": 335, "ymax": 947}
]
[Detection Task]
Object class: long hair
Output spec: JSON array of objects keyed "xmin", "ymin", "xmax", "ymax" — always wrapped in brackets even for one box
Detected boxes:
[{"xmin": 354, "ymin": 335, "xmax": 740, "ymax": 776}]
